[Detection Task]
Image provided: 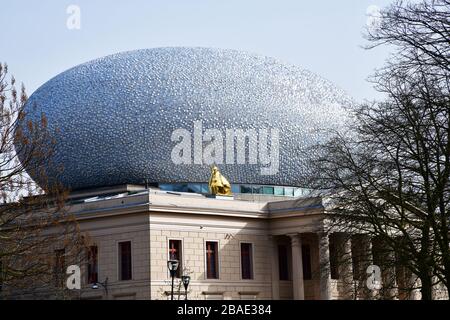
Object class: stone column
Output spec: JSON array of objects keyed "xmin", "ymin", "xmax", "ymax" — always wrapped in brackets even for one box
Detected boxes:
[
  {"xmin": 270, "ymin": 237, "xmax": 280, "ymax": 300},
  {"xmin": 372, "ymin": 237, "xmax": 398, "ymax": 299},
  {"xmin": 360, "ymin": 235, "xmax": 376, "ymax": 299},
  {"xmin": 318, "ymin": 232, "xmax": 331, "ymax": 300},
  {"xmin": 288, "ymin": 233, "xmax": 304, "ymax": 300},
  {"xmin": 384, "ymin": 250, "xmax": 399, "ymax": 299},
  {"xmin": 337, "ymin": 234, "xmax": 354, "ymax": 299}
]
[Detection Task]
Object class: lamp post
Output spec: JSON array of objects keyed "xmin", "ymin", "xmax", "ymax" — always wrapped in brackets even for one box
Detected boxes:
[
  {"xmin": 167, "ymin": 260, "xmax": 179, "ymax": 300},
  {"xmin": 181, "ymin": 275, "xmax": 190, "ymax": 300},
  {"xmin": 92, "ymin": 277, "xmax": 108, "ymax": 299}
]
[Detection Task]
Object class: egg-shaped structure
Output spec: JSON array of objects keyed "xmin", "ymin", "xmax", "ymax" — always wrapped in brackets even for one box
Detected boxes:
[{"xmin": 17, "ymin": 47, "xmax": 352, "ymax": 191}]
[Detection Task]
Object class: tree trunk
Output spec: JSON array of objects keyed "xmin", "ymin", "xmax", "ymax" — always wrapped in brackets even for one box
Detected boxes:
[{"xmin": 419, "ymin": 273, "xmax": 433, "ymax": 300}]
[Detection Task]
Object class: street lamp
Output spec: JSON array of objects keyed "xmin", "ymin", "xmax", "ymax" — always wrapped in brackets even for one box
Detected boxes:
[
  {"xmin": 167, "ymin": 260, "xmax": 179, "ymax": 300},
  {"xmin": 181, "ymin": 275, "xmax": 191, "ymax": 300},
  {"xmin": 92, "ymin": 277, "xmax": 108, "ymax": 299}
]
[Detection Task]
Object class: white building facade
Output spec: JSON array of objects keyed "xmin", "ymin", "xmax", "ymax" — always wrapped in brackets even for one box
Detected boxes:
[{"xmin": 50, "ymin": 184, "xmax": 446, "ymax": 300}]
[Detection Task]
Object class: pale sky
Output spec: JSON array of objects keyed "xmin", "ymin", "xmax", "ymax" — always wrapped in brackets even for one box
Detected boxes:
[{"xmin": 1, "ymin": 0, "xmax": 395, "ymax": 101}]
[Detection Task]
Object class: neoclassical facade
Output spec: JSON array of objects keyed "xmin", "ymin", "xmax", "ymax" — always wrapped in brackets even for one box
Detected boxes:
[
  {"xmin": 40, "ymin": 184, "xmax": 440, "ymax": 300},
  {"xmin": 72, "ymin": 184, "xmax": 329, "ymax": 300}
]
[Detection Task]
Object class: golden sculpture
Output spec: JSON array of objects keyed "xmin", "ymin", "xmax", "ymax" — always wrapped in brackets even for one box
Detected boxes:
[{"xmin": 208, "ymin": 165, "xmax": 232, "ymax": 196}]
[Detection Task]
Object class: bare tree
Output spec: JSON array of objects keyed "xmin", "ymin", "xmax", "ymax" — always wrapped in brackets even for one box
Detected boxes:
[
  {"xmin": 0, "ymin": 63, "xmax": 88, "ymax": 299},
  {"xmin": 305, "ymin": 0, "xmax": 450, "ymax": 300}
]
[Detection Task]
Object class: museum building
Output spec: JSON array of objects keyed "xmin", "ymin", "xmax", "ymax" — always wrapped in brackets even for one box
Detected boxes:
[{"xmin": 13, "ymin": 47, "xmax": 442, "ymax": 300}]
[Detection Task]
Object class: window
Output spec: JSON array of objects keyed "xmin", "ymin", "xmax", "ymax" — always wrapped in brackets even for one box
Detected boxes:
[
  {"xmin": 241, "ymin": 243, "xmax": 254, "ymax": 280},
  {"xmin": 87, "ymin": 246, "xmax": 98, "ymax": 284},
  {"xmin": 302, "ymin": 245, "xmax": 312, "ymax": 280},
  {"xmin": 274, "ymin": 187, "xmax": 284, "ymax": 196},
  {"xmin": 278, "ymin": 245, "xmax": 289, "ymax": 280},
  {"xmin": 54, "ymin": 249, "xmax": 65, "ymax": 287},
  {"xmin": 262, "ymin": 186, "xmax": 274, "ymax": 195},
  {"xmin": 168, "ymin": 240, "xmax": 183, "ymax": 278},
  {"xmin": 252, "ymin": 186, "xmax": 262, "ymax": 194},
  {"xmin": 205, "ymin": 241, "xmax": 219, "ymax": 279},
  {"xmin": 231, "ymin": 185, "xmax": 240, "ymax": 194},
  {"xmin": 284, "ymin": 188, "xmax": 294, "ymax": 197},
  {"xmin": 202, "ymin": 184, "xmax": 210, "ymax": 194},
  {"xmin": 118, "ymin": 241, "xmax": 132, "ymax": 281}
]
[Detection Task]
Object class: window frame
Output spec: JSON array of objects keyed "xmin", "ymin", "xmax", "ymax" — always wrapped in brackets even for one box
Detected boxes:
[
  {"xmin": 167, "ymin": 238, "xmax": 184, "ymax": 278},
  {"xmin": 117, "ymin": 240, "xmax": 133, "ymax": 281},
  {"xmin": 239, "ymin": 242, "xmax": 254, "ymax": 280},
  {"xmin": 204, "ymin": 240, "xmax": 220, "ymax": 280},
  {"xmin": 87, "ymin": 245, "xmax": 99, "ymax": 285}
]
